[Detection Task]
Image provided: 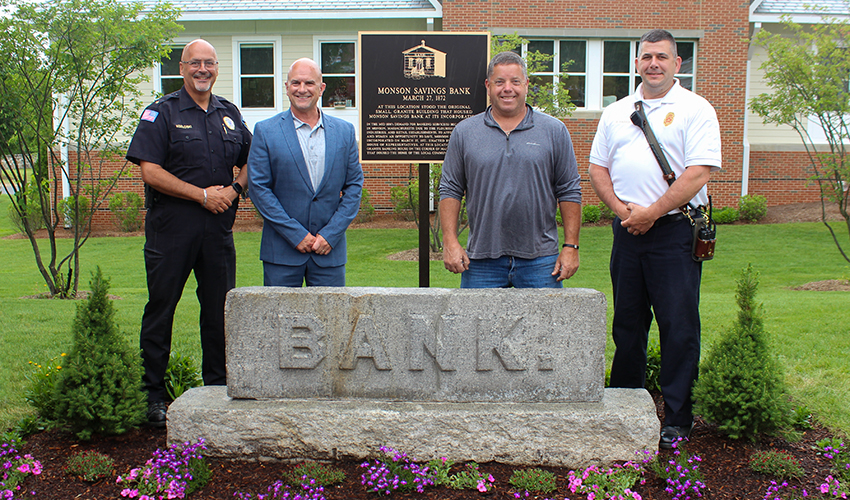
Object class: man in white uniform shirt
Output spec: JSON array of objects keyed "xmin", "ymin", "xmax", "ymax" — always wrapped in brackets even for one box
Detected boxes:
[{"xmin": 589, "ymin": 29, "xmax": 722, "ymax": 449}]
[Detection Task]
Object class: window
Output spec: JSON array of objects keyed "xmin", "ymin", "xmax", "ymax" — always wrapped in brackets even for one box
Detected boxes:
[
  {"xmin": 159, "ymin": 45, "xmax": 184, "ymax": 95},
  {"xmin": 320, "ymin": 42, "xmax": 356, "ymax": 108},
  {"xmin": 525, "ymin": 40, "xmax": 587, "ymax": 108},
  {"xmin": 521, "ymin": 38, "xmax": 696, "ymax": 110},
  {"xmin": 238, "ymin": 42, "xmax": 275, "ymax": 108}
]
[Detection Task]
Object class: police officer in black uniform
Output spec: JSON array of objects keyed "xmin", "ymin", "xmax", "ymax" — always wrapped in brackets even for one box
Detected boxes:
[{"xmin": 126, "ymin": 39, "xmax": 252, "ymax": 427}]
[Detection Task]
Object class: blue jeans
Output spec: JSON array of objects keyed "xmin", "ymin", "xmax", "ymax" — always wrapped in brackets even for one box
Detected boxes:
[{"xmin": 460, "ymin": 254, "xmax": 562, "ymax": 288}]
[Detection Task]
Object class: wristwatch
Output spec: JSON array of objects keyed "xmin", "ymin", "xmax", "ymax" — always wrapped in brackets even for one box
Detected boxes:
[{"xmin": 231, "ymin": 182, "xmax": 244, "ymax": 195}]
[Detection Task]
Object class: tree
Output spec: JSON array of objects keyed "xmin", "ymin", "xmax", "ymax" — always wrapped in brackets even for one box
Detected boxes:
[
  {"xmin": 750, "ymin": 14, "xmax": 850, "ymax": 263},
  {"xmin": 0, "ymin": 0, "xmax": 182, "ymax": 297}
]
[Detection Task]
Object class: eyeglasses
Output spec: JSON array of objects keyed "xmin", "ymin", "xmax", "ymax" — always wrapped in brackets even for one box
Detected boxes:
[{"xmin": 182, "ymin": 59, "xmax": 218, "ymax": 69}]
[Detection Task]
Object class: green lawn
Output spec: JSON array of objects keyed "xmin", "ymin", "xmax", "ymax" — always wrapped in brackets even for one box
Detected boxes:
[{"xmin": 1, "ymin": 194, "xmax": 848, "ymax": 437}]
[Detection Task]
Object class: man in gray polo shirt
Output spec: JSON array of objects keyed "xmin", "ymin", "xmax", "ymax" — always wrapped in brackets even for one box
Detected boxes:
[{"xmin": 439, "ymin": 51, "xmax": 582, "ymax": 288}]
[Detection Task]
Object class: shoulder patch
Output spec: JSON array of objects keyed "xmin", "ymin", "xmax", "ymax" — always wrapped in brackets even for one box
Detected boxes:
[{"xmin": 141, "ymin": 109, "xmax": 159, "ymax": 123}]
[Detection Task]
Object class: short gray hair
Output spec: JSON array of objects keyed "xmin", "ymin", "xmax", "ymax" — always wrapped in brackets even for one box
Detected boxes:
[
  {"xmin": 638, "ymin": 29, "xmax": 678, "ymax": 59},
  {"xmin": 487, "ymin": 51, "xmax": 528, "ymax": 80}
]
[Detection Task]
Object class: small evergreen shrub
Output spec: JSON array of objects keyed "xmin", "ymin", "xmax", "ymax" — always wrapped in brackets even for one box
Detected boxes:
[
  {"xmin": 108, "ymin": 192, "xmax": 144, "ymax": 232},
  {"xmin": 284, "ymin": 461, "xmax": 346, "ymax": 486},
  {"xmin": 51, "ymin": 268, "xmax": 147, "ymax": 440},
  {"xmin": 713, "ymin": 206, "xmax": 739, "ymax": 224},
  {"xmin": 164, "ymin": 351, "xmax": 202, "ymax": 401},
  {"xmin": 508, "ymin": 468, "xmax": 557, "ymax": 493},
  {"xmin": 693, "ymin": 264, "xmax": 793, "ymax": 440},
  {"xmin": 582, "ymin": 204, "xmax": 601, "ymax": 224},
  {"xmin": 356, "ymin": 188, "xmax": 376, "ymax": 223},
  {"xmin": 58, "ymin": 195, "xmax": 91, "ymax": 229},
  {"xmin": 645, "ymin": 340, "xmax": 661, "ymax": 392},
  {"xmin": 64, "ymin": 450, "xmax": 115, "ymax": 482},
  {"xmin": 598, "ymin": 202, "xmax": 616, "ymax": 220},
  {"xmin": 749, "ymin": 449, "xmax": 804, "ymax": 479},
  {"xmin": 738, "ymin": 194, "xmax": 768, "ymax": 222}
]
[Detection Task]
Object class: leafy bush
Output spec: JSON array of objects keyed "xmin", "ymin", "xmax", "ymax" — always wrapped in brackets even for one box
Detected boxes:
[
  {"xmin": 509, "ymin": 467, "xmax": 557, "ymax": 493},
  {"xmin": 749, "ymin": 449, "xmax": 804, "ymax": 479},
  {"xmin": 645, "ymin": 340, "xmax": 661, "ymax": 392},
  {"xmin": 108, "ymin": 192, "xmax": 144, "ymax": 232},
  {"xmin": 390, "ymin": 179, "xmax": 418, "ymax": 221},
  {"xmin": 8, "ymin": 178, "xmax": 46, "ymax": 233},
  {"xmin": 64, "ymin": 450, "xmax": 115, "ymax": 482},
  {"xmin": 164, "ymin": 351, "xmax": 202, "ymax": 401},
  {"xmin": 58, "ymin": 195, "xmax": 91, "ymax": 229},
  {"xmin": 693, "ymin": 265, "xmax": 793, "ymax": 440},
  {"xmin": 566, "ymin": 462, "xmax": 644, "ymax": 500},
  {"xmin": 445, "ymin": 462, "xmax": 494, "ymax": 492},
  {"xmin": 24, "ymin": 353, "xmax": 66, "ymax": 421},
  {"xmin": 284, "ymin": 461, "xmax": 346, "ymax": 486},
  {"xmin": 598, "ymin": 202, "xmax": 616, "ymax": 220},
  {"xmin": 51, "ymin": 268, "xmax": 147, "ymax": 440},
  {"xmin": 739, "ymin": 194, "xmax": 768, "ymax": 222},
  {"xmin": 713, "ymin": 206, "xmax": 739, "ymax": 224},
  {"xmin": 582, "ymin": 204, "xmax": 601, "ymax": 224},
  {"xmin": 355, "ymin": 187, "xmax": 376, "ymax": 223}
]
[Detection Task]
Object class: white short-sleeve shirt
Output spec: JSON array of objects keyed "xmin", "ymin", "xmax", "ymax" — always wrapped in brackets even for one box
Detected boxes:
[{"xmin": 589, "ymin": 80, "xmax": 722, "ymax": 212}]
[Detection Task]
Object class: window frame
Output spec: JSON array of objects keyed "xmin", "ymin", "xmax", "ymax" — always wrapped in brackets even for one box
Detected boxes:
[
  {"xmin": 314, "ymin": 36, "xmax": 357, "ymax": 110},
  {"xmin": 154, "ymin": 39, "xmax": 193, "ymax": 95},
  {"xmin": 232, "ymin": 36, "xmax": 283, "ymax": 112}
]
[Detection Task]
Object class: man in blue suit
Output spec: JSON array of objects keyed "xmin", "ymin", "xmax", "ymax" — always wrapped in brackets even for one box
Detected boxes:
[{"xmin": 249, "ymin": 58, "xmax": 363, "ymax": 286}]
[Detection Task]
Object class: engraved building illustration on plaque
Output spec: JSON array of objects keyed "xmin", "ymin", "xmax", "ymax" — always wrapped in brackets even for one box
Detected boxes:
[{"xmin": 402, "ymin": 40, "xmax": 446, "ymax": 80}]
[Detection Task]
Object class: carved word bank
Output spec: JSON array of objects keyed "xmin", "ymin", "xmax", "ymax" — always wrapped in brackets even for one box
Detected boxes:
[{"xmin": 225, "ymin": 287, "xmax": 607, "ymax": 403}]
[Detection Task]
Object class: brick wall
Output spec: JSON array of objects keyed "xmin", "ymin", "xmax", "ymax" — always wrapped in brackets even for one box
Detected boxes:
[{"xmin": 748, "ymin": 150, "xmax": 822, "ymax": 205}]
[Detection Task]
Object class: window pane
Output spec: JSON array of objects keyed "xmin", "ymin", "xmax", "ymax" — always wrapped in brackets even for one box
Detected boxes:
[
  {"xmin": 603, "ymin": 41, "xmax": 630, "ymax": 73},
  {"xmin": 322, "ymin": 76, "xmax": 356, "ymax": 107},
  {"xmin": 678, "ymin": 76, "xmax": 693, "ymax": 90},
  {"xmin": 678, "ymin": 42, "xmax": 694, "ymax": 75},
  {"xmin": 603, "ymin": 75, "xmax": 630, "ymax": 104},
  {"xmin": 527, "ymin": 40, "xmax": 554, "ymax": 72},
  {"xmin": 161, "ymin": 46, "xmax": 183, "ymax": 76},
  {"xmin": 560, "ymin": 41, "xmax": 586, "ymax": 73},
  {"xmin": 161, "ymin": 78, "xmax": 183, "ymax": 95},
  {"xmin": 322, "ymin": 43, "xmax": 355, "ymax": 74},
  {"xmin": 562, "ymin": 75, "xmax": 586, "ymax": 108},
  {"xmin": 241, "ymin": 44, "xmax": 273, "ymax": 75},
  {"xmin": 241, "ymin": 77, "xmax": 274, "ymax": 108}
]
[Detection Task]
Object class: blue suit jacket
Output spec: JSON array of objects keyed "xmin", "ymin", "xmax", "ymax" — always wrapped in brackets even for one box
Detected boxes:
[{"xmin": 248, "ymin": 109, "xmax": 363, "ymax": 267}]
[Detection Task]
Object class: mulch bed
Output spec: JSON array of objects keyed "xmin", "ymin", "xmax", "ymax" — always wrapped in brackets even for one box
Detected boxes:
[{"xmin": 15, "ymin": 391, "xmax": 839, "ymax": 499}]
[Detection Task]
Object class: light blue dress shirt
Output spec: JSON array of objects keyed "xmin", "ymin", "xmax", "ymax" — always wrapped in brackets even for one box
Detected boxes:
[{"xmin": 293, "ymin": 112, "xmax": 326, "ymax": 191}]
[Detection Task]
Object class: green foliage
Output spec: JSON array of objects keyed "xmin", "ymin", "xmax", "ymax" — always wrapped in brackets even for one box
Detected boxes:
[
  {"xmin": 445, "ymin": 462, "xmax": 494, "ymax": 492},
  {"xmin": 749, "ymin": 449, "xmax": 804, "ymax": 479},
  {"xmin": 8, "ymin": 178, "xmax": 46, "ymax": 233},
  {"xmin": 693, "ymin": 265, "xmax": 794, "ymax": 440},
  {"xmin": 64, "ymin": 450, "xmax": 115, "ymax": 482},
  {"xmin": 0, "ymin": 0, "xmax": 182, "ymax": 296},
  {"xmin": 791, "ymin": 405, "xmax": 813, "ymax": 430},
  {"xmin": 57, "ymin": 195, "xmax": 91, "ymax": 229},
  {"xmin": 582, "ymin": 204, "xmax": 601, "ymax": 224},
  {"xmin": 356, "ymin": 187, "xmax": 376, "ymax": 223},
  {"xmin": 390, "ymin": 180, "xmax": 418, "ymax": 221},
  {"xmin": 508, "ymin": 467, "xmax": 557, "ymax": 493},
  {"xmin": 816, "ymin": 437, "xmax": 850, "ymax": 482},
  {"xmin": 23, "ymin": 352, "xmax": 66, "ymax": 421},
  {"xmin": 491, "ymin": 33, "xmax": 576, "ymax": 117},
  {"xmin": 750, "ymin": 14, "xmax": 850, "ymax": 263},
  {"xmin": 713, "ymin": 206, "xmax": 739, "ymax": 224},
  {"xmin": 108, "ymin": 191, "xmax": 144, "ymax": 232},
  {"xmin": 567, "ymin": 463, "xmax": 644, "ymax": 499},
  {"xmin": 51, "ymin": 267, "xmax": 147, "ymax": 440},
  {"xmin": 739, "ymin": 194, "xmax": 768, "ymax": 222},
  {"xmin": 645, "ymin": 340, "xmax": 661, "ymax": 392},
  {"xmin": 598, "ymin": 202, "xmax": 616, "ymax": 220},
  {"xmin": 164, "ymin": 351, "xmax": 202, "ymax": 401},
  {"xmin": 284, "ymin": 461, "xmax": 346, "ymax": 487}
]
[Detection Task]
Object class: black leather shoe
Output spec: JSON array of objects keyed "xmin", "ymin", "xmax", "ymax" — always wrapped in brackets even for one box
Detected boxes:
[
  {"xmin": 659, "ymin": 423, "xmax": 693, "ymax": 449},
  {"xmin": 146, "ymin": 401, "xmax": 168, "ymax": 428}
]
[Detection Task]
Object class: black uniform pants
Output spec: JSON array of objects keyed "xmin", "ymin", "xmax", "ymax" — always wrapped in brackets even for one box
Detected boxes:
[
  {"xmin": 608, "ymin": 215, "xmax": 702, "ymax": 427},
  {"xmin": 140, "ymin": 199, "xmax": 236, "ymax": 403}
]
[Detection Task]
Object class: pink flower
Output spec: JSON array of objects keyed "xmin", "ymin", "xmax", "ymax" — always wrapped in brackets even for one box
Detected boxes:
[{"xmin": 477, "ymin": 479, "xmax": 488, "ymax": 492}]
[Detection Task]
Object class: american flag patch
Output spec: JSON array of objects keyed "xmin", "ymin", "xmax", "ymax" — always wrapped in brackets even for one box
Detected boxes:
[{"xmin": 141, "ymin": 109, "xmax": 159, "ymax": 122}]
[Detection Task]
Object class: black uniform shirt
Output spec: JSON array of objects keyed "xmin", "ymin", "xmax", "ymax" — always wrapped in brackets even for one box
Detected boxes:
[{"xmin": 126, "ymin": 87, "xmax": 252, "ymax": 192}]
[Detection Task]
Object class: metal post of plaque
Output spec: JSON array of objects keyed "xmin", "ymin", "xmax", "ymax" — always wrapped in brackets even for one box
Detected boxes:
[{"xmin": 357, "ymin": 32, "xmax": 489, "ymax": 286}]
